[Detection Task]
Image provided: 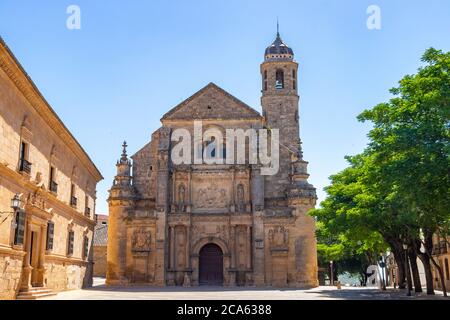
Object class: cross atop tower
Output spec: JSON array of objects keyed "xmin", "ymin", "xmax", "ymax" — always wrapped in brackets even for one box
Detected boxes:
[{"xmin": 121, "ymin": 141, "xmax": 128, "ymax": 160}]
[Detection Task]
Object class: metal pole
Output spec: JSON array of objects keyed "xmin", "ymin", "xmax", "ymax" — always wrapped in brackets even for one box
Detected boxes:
[
  {"xmin": 330, "ymin": 261, "xmax": 334, "ymax": 286},
  {"xmin": 404, "ymin": 248, "xmax": 411, "ymax": 296}
]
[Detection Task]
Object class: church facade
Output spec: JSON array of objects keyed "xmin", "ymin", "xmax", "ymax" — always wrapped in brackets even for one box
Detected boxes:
[{"xmin": 107, "ymin": 31, "xmax": 318, "ymax": 287}]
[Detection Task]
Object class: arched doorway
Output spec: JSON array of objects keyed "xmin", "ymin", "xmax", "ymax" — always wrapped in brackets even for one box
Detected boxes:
[{"xmin": 199, "ymin": 243, "xmax": 223, "ymax": 286}]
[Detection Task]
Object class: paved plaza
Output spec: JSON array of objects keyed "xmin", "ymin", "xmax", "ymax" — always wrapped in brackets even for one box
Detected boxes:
[{"xmin": 39, "ymin": 278, "xmax": 448, "ymax": 300}]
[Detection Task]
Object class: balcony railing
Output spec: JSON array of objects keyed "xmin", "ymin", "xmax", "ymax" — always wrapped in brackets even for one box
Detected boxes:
[
  {"xmin": 19, "ymin": 159, "xmax": 31, "ymax": 174},
  {"xmin": 50, "ymin": 181, "xmax": 58, "ymax": 194},
  {"xmin": 85, "ymin": 207, "xmax": 91, "ymax": 217},
  {"xmin": 70, "ymin": 196, "xmax": 78, "ymax": 207}
]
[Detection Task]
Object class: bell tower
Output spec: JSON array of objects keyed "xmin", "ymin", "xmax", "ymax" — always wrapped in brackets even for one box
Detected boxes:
[{"xmin": 261, "ymin": 27, "xmax": 302, "ymax": 198}]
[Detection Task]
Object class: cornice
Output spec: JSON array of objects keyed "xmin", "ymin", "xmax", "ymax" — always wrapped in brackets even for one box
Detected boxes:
[
  {"xmin": 0, "ymin": 163, "xmax": 96, "ymax": 227},
  {"xmin": 0, "ymin": 37, "xmax": 103, "ymax": 182}
]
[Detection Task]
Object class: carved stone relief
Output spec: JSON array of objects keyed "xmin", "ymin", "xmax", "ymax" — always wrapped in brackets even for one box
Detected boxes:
[
  {"xmin": 268, "ymin": 226, "xmax": 289, "ymax": 250},
  {"xmin": 194, "ymin": 183, "xmax": 228, "ymax": 209},
  {"xmin": 131, "ymin": 227, "xmax": 152, "ymax": 252}
]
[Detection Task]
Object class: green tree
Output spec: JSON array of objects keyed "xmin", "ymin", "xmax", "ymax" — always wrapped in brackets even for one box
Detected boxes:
[{"xmin": 358, "ymin": 48, "xmax": 450, "ymax": 295}]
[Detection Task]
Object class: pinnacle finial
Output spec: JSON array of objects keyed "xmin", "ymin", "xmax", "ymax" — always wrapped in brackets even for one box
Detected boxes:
[
  {"xmin": 277, "ymin": 18, "xmax": 280, "ymax": 36},
  {"xmin": 121, "ymin": 141, "xmax": 128, "ymax": 160}
]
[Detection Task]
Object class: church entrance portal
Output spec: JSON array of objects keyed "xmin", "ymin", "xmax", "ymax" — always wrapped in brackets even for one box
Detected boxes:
[{"xmin": 199, "ymin": 243, "xmax": 223, "ymax": 286}]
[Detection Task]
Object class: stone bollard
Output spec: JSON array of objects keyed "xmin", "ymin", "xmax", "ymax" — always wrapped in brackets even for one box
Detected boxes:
[{"xmin": 336, "ymin": 281, "xmax": 342, "ymax": 290}]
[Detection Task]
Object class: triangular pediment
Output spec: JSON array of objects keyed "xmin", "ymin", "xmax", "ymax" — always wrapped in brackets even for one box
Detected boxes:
[{"xmin": 161, "ymin": 83, "xmax": 261, "ymax": 121}]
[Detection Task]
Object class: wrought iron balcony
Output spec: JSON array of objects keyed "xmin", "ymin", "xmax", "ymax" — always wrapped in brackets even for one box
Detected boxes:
[
  {"xmin": 70, "ymin": 196, "xmax": 78, "ymax": 207},
  {"xmin": 19, "ymin": 159, "xmax": 31, "ymax": 174},
  {"xmin": 50, "ymin": 181, "xmax": 58, "ymax": 194}
]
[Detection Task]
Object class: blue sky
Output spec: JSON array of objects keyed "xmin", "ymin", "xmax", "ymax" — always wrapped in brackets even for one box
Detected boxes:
[{"xmin": 1, "ymin": 0, "xmax": 449, "ymax": 214}]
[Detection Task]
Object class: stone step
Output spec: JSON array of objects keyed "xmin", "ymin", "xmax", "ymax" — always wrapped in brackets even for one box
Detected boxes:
[
  {"xmin": 16, "ymin": 287, "xmax": 57, "ymax": 300},
  {"xmin": 16, "ymin": 292, "xmax": 57, "ymax": 300}
]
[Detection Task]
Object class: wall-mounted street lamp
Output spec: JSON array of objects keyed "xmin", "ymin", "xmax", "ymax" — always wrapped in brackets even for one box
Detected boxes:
[
  {"xmin": 0, "ymin": 194, "xmax": 22, "ymax": 225},
  {"xmin": 402, "ymin": 243, "xmax": 412, "ymax": 297},
  {"xmin": 11, "ymin": 194, "xmax": 21, "ymax": 211}
]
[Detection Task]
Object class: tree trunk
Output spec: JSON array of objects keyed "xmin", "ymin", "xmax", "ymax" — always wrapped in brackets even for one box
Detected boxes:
[
  {"xmin": 389, "ymin": 241, "xmax": 406, "ymax": 289},
  {"xmin": 413, "ymin": 238, "xmax": 435, "ymax": 295},
  {"xmin": 422, "ymin": 231, "xmax": 447, "ymax": 297},
  {"xmin": 418, "ymin": 253, "xmax": 435, "ymax": 295},
  {"xmin": 429, "ymin": 255, "xmax": 447, "ymax": 296},
  {"xmin": 408, "ymin": 249, "xmax": 423, "ymax": 292}
]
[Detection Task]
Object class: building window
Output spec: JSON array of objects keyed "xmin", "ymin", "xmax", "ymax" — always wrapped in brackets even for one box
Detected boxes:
[
  {"xmin": 49, "ymin": 166, "xmax": 58, "ymax": 193},
  {"xmin": 19, "ymin": 141, "xmax": 32, "ymax": 174},
  {"xmin": 83, "ymin": 236, "xmax": 89, "ymax": 260},
  {"xmin": 67, "ymin": 230, "xmax": 74, "ymax": 256},
  {"xmin": 275, "ymin": 69, "xmax": 284, "ymax": 89},
  {"xmin": 46, "ymin": 221, "xmax": 55, "ymax": 250},
  {"xmin": 292, "ymin": 69, "xmax": 296, "ymax": 79},
  {"xmin": 203, "ymin": 137, "xmax": 226, "ymax": 160},
  {"xmin": 84, "ymin": 196, "xmax": 91, "ymax": 217},
  {"xmin": 70, "ymin": 184, "xmax": 77, "ymax": 207},
  {"xmin": 445, "ymin": 258, "xmax": 450, "ymax": 280},
  {"xmin": 13, "ymin": 210, "xmax": 26, "ymax": 245}
]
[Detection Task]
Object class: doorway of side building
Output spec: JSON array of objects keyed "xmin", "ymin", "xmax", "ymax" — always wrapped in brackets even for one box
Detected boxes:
[
  {"xmin": 29, "ymin": 230, "xmax": 41, "ymax": 287},
  {"xmin": 199, "ymin": 243, "xmax": 224, "ymax": 286}
]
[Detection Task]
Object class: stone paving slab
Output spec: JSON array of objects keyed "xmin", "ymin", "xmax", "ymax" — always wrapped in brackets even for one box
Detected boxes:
[{"xmin": 39, "ymin": 279, "xmax": 448, "ymax": 300}]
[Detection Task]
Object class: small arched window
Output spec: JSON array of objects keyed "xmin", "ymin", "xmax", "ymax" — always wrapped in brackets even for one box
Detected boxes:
[
  {"xmin": 275, "ymin": 69, "xmax": 284, "ymax": 89},
  {"xmin": 292, "ymin": 69, "xmax": 296, "ymax": 79}
]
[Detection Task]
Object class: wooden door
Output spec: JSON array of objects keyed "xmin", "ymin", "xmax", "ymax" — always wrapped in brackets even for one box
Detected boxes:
[{"xmin": 199, "ymin": 244, "xmax": 223, "ymax": 286}]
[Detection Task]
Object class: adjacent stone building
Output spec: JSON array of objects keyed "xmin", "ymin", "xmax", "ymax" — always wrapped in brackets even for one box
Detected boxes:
[
  {"xmin": 0, "ymin": 38, "xmax": 103, "ymax": 299},
  {"xmin": 107, "ymin": 31, "xmax": 318, "ymax": 287},
  {"xmin": 431, "ymin": 233, "xmax": 450, "ymax": 291},
  {"xmin": 93, "ymin": 214, "xmax": 108, "ymax": 277}
]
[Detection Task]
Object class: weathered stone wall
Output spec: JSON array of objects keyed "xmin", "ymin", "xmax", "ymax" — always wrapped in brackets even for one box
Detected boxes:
[
  {"xmin": 0, "ymin": 251, "xmax": 24, "ymax": 300},
  {"xmin": 0, "ymin": 39, "xmax": 101, "ymax": 299},
  {"xmin": 93, "ymin": 246, "xmax": 107, "ymax": 277}
]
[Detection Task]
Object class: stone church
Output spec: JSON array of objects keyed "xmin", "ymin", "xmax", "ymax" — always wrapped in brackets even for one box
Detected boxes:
[{"xmin": 107, "ymin": 31, "xmax": 318, "ymax": 287}]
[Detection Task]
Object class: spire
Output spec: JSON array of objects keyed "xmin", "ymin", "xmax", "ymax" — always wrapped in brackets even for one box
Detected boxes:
[
  {"xmin": 277, "ymin": 18, "xmax": 280, "ymax": 37},
  {"xmin": 121, "ymin": 141, "xmax": 128, "ymax": 161}
]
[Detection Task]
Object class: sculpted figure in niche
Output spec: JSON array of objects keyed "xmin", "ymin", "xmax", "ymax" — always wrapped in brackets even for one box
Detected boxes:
[
  {"xmin": 236, "ymin": 184, "xmax": 245, "ymax": 212},
  {"xmin": 178, "ymin": 184, "xmax": 186, "ymax": 212}
]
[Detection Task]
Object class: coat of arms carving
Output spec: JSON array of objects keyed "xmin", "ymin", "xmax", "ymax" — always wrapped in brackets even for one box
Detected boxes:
[
  {"xmin": 268, "ymin": 226, "xmax": 289, "ymax": 250},
  {"xmin": 132, "ymin": 227, "xmax": 151, "ymax": 252}
]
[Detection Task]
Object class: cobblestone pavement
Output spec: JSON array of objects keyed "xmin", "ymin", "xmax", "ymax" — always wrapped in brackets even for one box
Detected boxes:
[{"xmin": 40, "ymin": 278, "xmax": 448, "ymax": 300}]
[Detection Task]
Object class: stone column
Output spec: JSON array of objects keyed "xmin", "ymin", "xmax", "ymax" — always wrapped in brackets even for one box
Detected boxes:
[
  {"xmin": 246, "ymin": 226, "xmax": 252, "ymax": 269},
  {"xmin": 185, "ymin": 225, "xmax": 190, "ymax": 268},
  {"xmin": 251, "ymin": 165, "xmax": 265, "ymax": 286},
  {"xmin": 154, "ymin": 132, "xmax": 170, "ymax": 285},
  {"xmin": 21, "ymin": 223, "xmax": 32, "ymax": 290},
  {"xmin": 37, "ymin": 224, "xmax": 47, "ymax": 287},
  {"xmin": 169, "ymin": 226, "xmax": 175, "ymax": 269}
]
